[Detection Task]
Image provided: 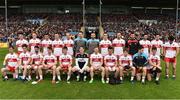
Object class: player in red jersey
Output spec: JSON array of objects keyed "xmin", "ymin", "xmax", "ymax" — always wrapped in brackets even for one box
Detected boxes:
[
  {"xmin": 30, "ymin": 46, "xmax": 43, "ymax": 80},
  {"xmin": 104, "ymin": 46, "xmax": 119, "ymax": 84},
  {"xmin": 29, "ymin": 33, "xmax": 41, "ymax": 54},
  {"xmin": 1, "ymin": 46, "xmax": 19, "ymax": 81},
  {"xmin": 39, "ymin": 47, "xmax": 57, "ymax": 83},
  {"xmin": 16, "ymin": 34, "xmax": 29, "ymax": 55},
  {"xmin": 56, "ymin": 47, "xmax": 73, "ymax": 84},
  {"xmin": 89, "ymin": 47, "xmax": 105, "ymax": 84},
  {"xmin": 119, "ymin": 48, "xmax": 135, "ymax": 84},
  {"xmin": 19, "ymin": 44, "xmax": 31, "ymax": 82},
  {"xmin": 163, "ymin": 36, "xmax": 179, "ymax": 79},
  {"xmin": 148, "ymin": 47, "xmax": 162, "ymax": 85}
]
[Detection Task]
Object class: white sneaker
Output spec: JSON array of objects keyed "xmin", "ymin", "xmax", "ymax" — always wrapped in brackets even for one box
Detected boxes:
[
  {"xmin": 83, "ymin": 76, "xmax": 87, "ymax": 82},
  {"xmin": 89, "ymin": 79, "xmax": 93, "ymax": 83},
  {"xmin": 101, "ymin": 79, "xmax": 105, "ymax": 84},
  {"xmin": 106, "ymin": 80, "xmax": 109, "ymax": 84},
  {"xmin": 67, "ymin": 81, "xmax": 70, "ymax": 84}
]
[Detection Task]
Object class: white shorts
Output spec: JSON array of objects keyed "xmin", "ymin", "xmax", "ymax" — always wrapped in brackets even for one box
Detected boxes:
[{"xmin": 107, "ymin": 66, "xmax": 116, "ymax": 72}]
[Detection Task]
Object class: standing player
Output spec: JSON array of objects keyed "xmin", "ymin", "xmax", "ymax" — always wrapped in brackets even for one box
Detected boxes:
[
  {"xmin": 29, "ymin": 33, "xmax": 41, "ymax": 54},
  {"xmin": 39, "ymin": 47, "xmax": 57, "ymax": 83},
  {"xmin": 52, "ymin": 33, "xmax": 64, "ymax": 60},
  {"xmin": 72, "ymin": 47, "xmax": 89, "ymax": 82},
  {"xmin": 119, "ymin": 48, "xmax": 135, "ymax": 84},
  {"xmin": 151, "ymin": 34, "xmax": 163, "ymax": 56},
  {"xmin": 56, "ymin": 47, "xmax": 73, "ymax": 84},
  {"xmin": 41, "ymin": 34, "xmax": 52, "ymax": 55},
  {"xmin": 148, "ymin": 47, "xmax": 162, "ymax": 85},
  {"xmin": 1, "ymin": 46, "xmax": 19, "ymax": 81},
  {"xmin": 30, "ymin": 46, "xmax": 43, "ymax": 80},
  {"xmin": 19, "ymin": 44, "xmax": 31, "ymax": 81},
  {"xmin": 63, "ymin": 33, "xmax": 74, "ymax": 56},
  {"xmin": 112, "ymin": 32, "xmax": 125, "ymax": 57},
  {"xmin": 16, "ymin": 34, "xmax": 29, "ymax": 55},
  {"xmin": 163, "ymin": 36, "xmax": 179, "ymax": 79},
  {"xmin": 87, "ymin": 33, "xmax": 99, "ymax": 54},
  {"xmin": 104, "ymin": 47, "xmax": 119, "ymax": 84},
  {"xmin": 89, "ymin": 47, "xmax": 105, "ymax": 84},
  {"xmin": 74, "ymin": 32, "xmax": 87, "ymax": 55},
  {"xmin": 139, "ymin": 34, "xmax": 151, "ymax": 57},
  {"xmin": 133, "ymin": 46, "xmax": 148, "ymax": 84},
  {"xmin": 99, "ymin": 33, "xmax": 112, "ymax": 57},
  {"xmin": 126, "ymin": 33, "xmax": 139, "ymax": 55}
]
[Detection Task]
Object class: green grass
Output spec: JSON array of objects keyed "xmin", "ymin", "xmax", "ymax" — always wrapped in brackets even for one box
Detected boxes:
[{"xmin": 0, "ymin": 48, "xmax": 180, "ymax": 99}]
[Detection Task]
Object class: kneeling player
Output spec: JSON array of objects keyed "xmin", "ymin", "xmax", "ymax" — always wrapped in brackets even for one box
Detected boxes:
[
  {"xmin": 89, "ymin": 47, "xmax": 105, "ymax": 84},
  {"xmin": 56, "ymin": 47, "xmax": 72, "ymax": 84},
  {"xmin": 72, "ymin": 47, "xmax": 89, "ymax": 82},
  {"xmin": 19, "ymin": 44, "xmax": 31, "ymax": 81},
  {"xmin": 39, "ymin": 47, "xmax": 57, "ymax": 84},
  {"xmin": 104, "ymin": 47, "xmax": 119, "ymax": 84},
  {"xmin": 148, "ymin": 47, "xmax": 162, "ymax": 85},
  {"xmin": 133, "ymin": 46, "xmax": 148, "ymax": 84},
  {"xmin": 119, "ymin": 48, "xmax": 135, "ymax": 84},
  {"xmin": 1, "ymin": 46, "xmax": 19, "ymax": 81},
  {"xmin": 30, "ymin": 46, "xmax": 43, "ymax": 81}
]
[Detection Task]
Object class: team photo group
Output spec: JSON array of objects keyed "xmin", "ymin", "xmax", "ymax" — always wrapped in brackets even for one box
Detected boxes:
[{"xmin": 1, "ymin": 31, "xmax": 179, "ymax": 85}]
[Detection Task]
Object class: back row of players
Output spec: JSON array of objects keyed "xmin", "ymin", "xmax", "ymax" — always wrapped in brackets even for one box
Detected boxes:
[{"xmin": 1, "ymin": 32, "xmax": 179, "ymax": 85}]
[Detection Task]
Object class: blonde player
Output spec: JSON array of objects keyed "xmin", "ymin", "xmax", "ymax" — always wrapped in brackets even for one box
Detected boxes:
[
  {"xmin": 119, "ymin": 48, "xmax": 135, "ymax": 84},
  {"xmin": 112, "ymin": 33, "xmax": 125, "ymax": 57},
  {"xmin": 41, "ymin": 34, "xmax": 52, "ymax": 55},
  {"xmin": 99, "ymin": 33, "xmax": 112, "ymax": 56},
  {"xmin": 63, "ymin": 33, "xmax": 74, "ymax": 56},
  {"xmin": 29, "ymin": 33, "xmax": 41, "ymax": 54},
  {"xmin": 104, "ymin": 47, "xmax": 119, "ymax": 84},
  {"xmin": 163, "ymin": 36, "xmax": 179, "ymax": 79},
  {"xmin": 1, "ymin": 46, "xmax": 19, "ymax": 81},
  {"xmin": 52, "ymin": 33, "xmax": 64, "ymax": 60},
  {"xmin": 16, "ymin": 34, "xmax": 29, "ymax": 55},
  {"xmin": 56, "ymin": 47, "xmax": 72, "ymax": 84},
  {"xmin": 19, "ymin": 44, "xmax": 31, "ymax": 82},
  {"xmin": 89, "ymin": 47, "xmax": 105, "ymax": 84}
]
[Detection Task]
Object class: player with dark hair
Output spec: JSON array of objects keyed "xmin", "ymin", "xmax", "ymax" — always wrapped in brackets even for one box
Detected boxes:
[
  {"xmin": 133, "ymin": 45, "xmax": 148, "ymax": 84},
  {"xmin": 163, "ymin": 36, "xmax": 179, "ymax": 79},
  {"xmin": 119, "ymin": 48, "xmax": 136, "ymax": 84},
  {"xmin": 148, "ymin": 47, "xmax": 162, "ymax": 85},
  {"xmin": 104, "ymin": 46, "xmax": 119, "ymax": 84},
  {"xmin": 1, "ymin": 46, "xmax": 19, "ymax": 81},
  {"xmin": 87, "ymin": 33, "xmax": 99, "ymax": 54}
]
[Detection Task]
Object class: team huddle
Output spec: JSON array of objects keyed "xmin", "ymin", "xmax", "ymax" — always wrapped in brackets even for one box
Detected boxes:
[{"xmin": 1, "ymin": 32, "xmax": 179, "ymax": 85}]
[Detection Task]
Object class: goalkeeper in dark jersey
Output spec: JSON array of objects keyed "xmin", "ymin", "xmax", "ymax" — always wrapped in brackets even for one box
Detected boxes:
[
  {"xmin": 72, "ymin": 47, "xmax": 89, "ymax": 82},
  {"xmin": 133, "ymin": 45, "xmax": 148, "ymax": 84}
]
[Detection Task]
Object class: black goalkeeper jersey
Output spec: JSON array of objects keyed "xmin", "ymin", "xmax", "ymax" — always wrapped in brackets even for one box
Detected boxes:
[{"xmin": 76, "ymin": 53, "xmax": 89, "ymax": 69}]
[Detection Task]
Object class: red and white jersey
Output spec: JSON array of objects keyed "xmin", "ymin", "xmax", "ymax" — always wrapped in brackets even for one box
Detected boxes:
[
  {"xmin": 52, "ymin": 39, "xmax": 64, "ymax": 57},
  {"xmin": 43, "ymin": 54, "xmax": 56, "ymax": 65},
  {"xmin": 99, "ymin": 40, "xmax": 112, "ymax": 56},
  {"xmin": 19, "ymin": 52, "xmax": 31, "ymax": 65},
  {"xmin": 4, "ymin": 53, "xmax": 19, "ymax": 67},
  {"xmin": 41, "ymin": 39, "xmax": 52, "ymax": 55},
  {"xmin": 139, "ymin": 40, "xmax": 151, "ymax": 56},
  {"xmin": 29, "ymin": 38, "xmax": 41, "ymax": 54},
  {"xmin": 59, "ymin": 54, "xmax": 72, "ymax": 65},
  {"xmin": 63, "ymin": 39, "xmax": 74, "ymax": 55},
  {"xmin": 90, "ymin": 53, "xmax": 103, "ymax": 66},
  {"xmin": 151, "ymin": 40, "xmax": 163, "ymax": 56},
  {"xmin": 112, "ymin": 38, "xmax": 125, "ymax": 56},
  {"xmin": 31, "ymin": 53, "xmax": 43, "ymax": 65},
  {"xmin": 163, "ymin": 41, "xmax": 179, "ymax": 58},
  {"xmin": 148, "ymin": 54, "xmax": 160, "ymax": 65},
  {"xmin": 16, "ymin": 39, "xmax": 29, "ymax": 53},
  {"xmin": 119, "ymin": 54, "xmax": 132, "ymax": 67},
  {"xmin": 104, "ymin": 54, "xmax": 117, "ymax": 67}
]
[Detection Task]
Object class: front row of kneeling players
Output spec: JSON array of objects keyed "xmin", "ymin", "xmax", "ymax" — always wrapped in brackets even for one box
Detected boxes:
[{"xmin": 1, "ymin": 44, "xmax": 162, "ymax": 85}]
